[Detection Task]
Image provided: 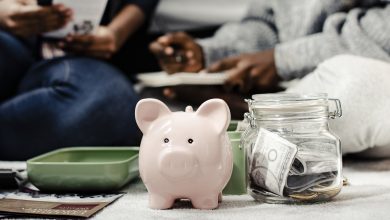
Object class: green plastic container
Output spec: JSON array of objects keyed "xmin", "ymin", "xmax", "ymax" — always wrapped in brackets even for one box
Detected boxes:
[
  {"xmin": 223, "ymin": 131, "xmax": 247, "ymax": 195},
  {"xmin": 227, "ymin": 131, "xmax": 242, "ymax": 140},
  {"xmin": 227, "ymin": 120, "xmax": 239, "ymax": 131},
  {"xmin": 27, "ymin": 147, "xmax": 139, "ymax": 192}
]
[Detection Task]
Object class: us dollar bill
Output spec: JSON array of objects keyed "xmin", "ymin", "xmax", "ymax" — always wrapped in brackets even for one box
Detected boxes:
[{"xmin": 250, "ymin": 128, "xmax": 298, "ymax": 196}]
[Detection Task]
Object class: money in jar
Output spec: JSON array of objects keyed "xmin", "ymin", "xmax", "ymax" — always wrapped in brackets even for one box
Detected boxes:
[{"xmin": 241, "ymin": 93, "xmax": 343, "ymax": 203}]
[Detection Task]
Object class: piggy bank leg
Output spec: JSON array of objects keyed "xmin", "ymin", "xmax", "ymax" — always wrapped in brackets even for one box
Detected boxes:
[
  {"xmin": 149, "ymin": 193, "xmax": 175, "ymax": 209},
  {"xmin": 191, "ymin": 194, "xmax": 219, "ymax": 209},
  {"xmin": 218, "ymin": 192, "xmax": 222, "ymax": 203}
]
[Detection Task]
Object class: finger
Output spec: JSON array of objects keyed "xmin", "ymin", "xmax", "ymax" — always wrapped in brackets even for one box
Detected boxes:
[
  {"xmin": 149, "ymin": 41, "xmax": 166, "ymax": 56},
  {"xmin": 11, "ymin": 7, "xmax": 69, "ymax": 32},
  {"xmin": 52, "ymin": 4, "xmax": 72, "ymax": 15},
  {"xmin": 39, "ymin": 18, "xmax": 68, "ymax": 32},
  {"xmin": 254, "ymin": 65, "xmax": 278, "ymax": 88},
  {"xmin": 225, "ymin": 65, "xmax": 251, "ymax": 93},
  {"xmin": 207, "ymin": 56, "xmax": 240, "ymax": 73},
  {"xmin": 186, "ymin": 50, "xmax": 194, "ymax": 59},
  {"xmin": 150, "ymin": 41, "xmax": 186, "ymax": 67},
  {"xmin": 164, "ymin": 46, "xmax": 174, "ymax": 56},
  {"xmin": 158, "ymin": 32, "xmax": 192, "ymax": 48},
  {"xmin": 11, "ymin": 7, "xmax": 55, "ymax": 20},
  {"xmin": 163, "ymin": 88, "xmax": 176, "ymax": 99},
  {"xmin": 249, "ymin": 66, "xmax": 266, "ymax": 80},
  {"xmin": 52, "ymin": 4, "xmax": 73, "ymax": 22}
]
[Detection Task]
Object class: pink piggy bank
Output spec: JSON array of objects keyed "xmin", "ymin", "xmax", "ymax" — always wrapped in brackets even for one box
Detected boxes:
[{"xmin": 135, "ymin": 98, "xmax": 233, "ymax": 210}]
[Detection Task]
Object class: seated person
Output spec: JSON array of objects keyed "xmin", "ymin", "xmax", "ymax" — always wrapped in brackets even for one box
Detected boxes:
[
  {"xmin": 150, "ymin": 0, "xmax": 390, "ymax": 156},
  {"xmin": 0, "ymin": 0, "xmax": 158, "ymax": 160}
]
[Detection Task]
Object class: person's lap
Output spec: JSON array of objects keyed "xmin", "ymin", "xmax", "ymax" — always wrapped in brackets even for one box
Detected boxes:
[
  {"xmin": 0, "ymin": 31, "xmax": 140, "ymax": 160},
  {"xmin": 0, "ymin": 30, "xmax": 36, "ymax": 102},
  {"xmin": 287, "ymin": 55, "xmax": 390, "ymax": 157}
]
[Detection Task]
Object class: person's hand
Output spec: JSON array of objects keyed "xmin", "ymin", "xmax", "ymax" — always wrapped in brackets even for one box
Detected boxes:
[
  {"xmin": 149, "ymin": 32, "xmax": 204, "ymax": 74},
  {"xmin": 207, "ymin": 49, "xmax": 282, "ymax": 94},
  {"xmin": 59, "ymin": 26, "xmax": 118, "ymax": 59},
  {"xmin": 0, "ymin": 2, "xmax": 72, "ymax": 37}
]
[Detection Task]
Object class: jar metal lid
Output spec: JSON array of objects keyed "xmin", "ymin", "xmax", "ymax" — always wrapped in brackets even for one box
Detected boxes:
[{"xmin": 247, "ymin": 93, "xmax": 342, "ymax": 120}]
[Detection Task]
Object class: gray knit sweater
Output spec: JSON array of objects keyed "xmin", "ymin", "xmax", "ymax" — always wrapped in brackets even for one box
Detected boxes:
[{"xmin": 197, "ymin": 0, "xmax": 390, "ymax": 80}]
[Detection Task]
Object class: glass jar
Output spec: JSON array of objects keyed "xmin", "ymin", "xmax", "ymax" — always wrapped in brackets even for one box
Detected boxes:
[{"xmin": 242, "ymin": 93, "xmax": 342, "ymax": 203}]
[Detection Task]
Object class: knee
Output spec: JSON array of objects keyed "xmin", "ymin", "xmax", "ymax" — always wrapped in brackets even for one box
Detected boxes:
[
  {"xmin": 23, "ymin": 56, "xmax": 136, "ymax": 95},
  {"xmin": 34, "ymin": 57, "xmax": 140, "ymax": 144},
  {"xmin": 65, "ymin": 57, "xmax": 138, "ymax": 100},
  {"xmin": 22, "ymin": 57, "xmax": 140, "ymax": 119},
  {"xmin": 71, "ymin": 59, "xmax": 141, "ymax": 145}
]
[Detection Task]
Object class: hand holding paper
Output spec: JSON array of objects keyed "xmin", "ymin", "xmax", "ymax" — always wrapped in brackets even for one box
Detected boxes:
[
  {"xmin": 59, "ymin": 26, "xmax": 118, "ymax": 59},
  {"xmin": 0, "ymin": 1, "xmax": 72, "ymax": 37},
  {"xmin": 44, "ymin": 0, "xmax": 108, "ymax": 39}
]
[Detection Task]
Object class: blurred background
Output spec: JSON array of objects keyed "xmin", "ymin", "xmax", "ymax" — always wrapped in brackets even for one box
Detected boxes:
[{"xmin": 150, "ymin": 0, "xmax": 252, "ymax": 32}]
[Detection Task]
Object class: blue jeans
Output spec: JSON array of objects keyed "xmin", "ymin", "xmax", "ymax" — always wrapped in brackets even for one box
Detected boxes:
[{"xmin": 0, "ymin": 31, "xmax": 141, "ymax": 160}]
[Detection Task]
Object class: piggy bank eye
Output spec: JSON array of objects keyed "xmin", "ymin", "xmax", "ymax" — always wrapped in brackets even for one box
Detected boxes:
[
  {"xmin": 164, "ymin": 138, "xmax": 169, "ymax": 143},
  {"xmin": 188, "ymin": 138, "xmax": 194, "ymax": 144}
]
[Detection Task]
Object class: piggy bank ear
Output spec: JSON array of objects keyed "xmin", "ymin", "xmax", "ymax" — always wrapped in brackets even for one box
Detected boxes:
[
  {"xmin": 196, "ymin": 99, "xmax": 231, "ymax": 134},
  {"xmin": 135, "ymin": 98, "xmax": 171, "ymax": 134}
]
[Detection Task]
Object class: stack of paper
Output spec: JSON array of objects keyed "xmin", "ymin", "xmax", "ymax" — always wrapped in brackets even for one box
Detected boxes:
[{"xmin": 136, "ymin": 71, "xmax": 227, "ymax": 87}]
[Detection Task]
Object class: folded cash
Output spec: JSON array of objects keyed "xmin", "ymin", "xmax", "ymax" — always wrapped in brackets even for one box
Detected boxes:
[
  {"xmin": 249, "ymin": 128, "xmax": 339, "ymax": 197},
  {"xmin": 250, "ymin": 128, "xmax": 297, "ymax": 196},
  {"xmin": 285, "ymin": 172, "xmax": 336, "ymax": 194}
]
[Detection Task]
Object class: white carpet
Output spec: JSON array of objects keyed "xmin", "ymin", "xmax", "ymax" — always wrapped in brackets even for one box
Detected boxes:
[{"xmin": 1, "ymin": 159, "xmax": 390, "ymax": 220}]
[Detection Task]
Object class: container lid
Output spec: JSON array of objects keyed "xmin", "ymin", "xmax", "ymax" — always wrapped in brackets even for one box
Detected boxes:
[{"xmin": 248, "ymin": 93, "xmax": 341, "ymax": 120}]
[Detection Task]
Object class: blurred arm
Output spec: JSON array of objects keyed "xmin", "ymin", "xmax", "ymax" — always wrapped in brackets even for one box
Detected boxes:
[{"xmin": 107, "ymin": 0, "xmax": 158, "ymax": 49}]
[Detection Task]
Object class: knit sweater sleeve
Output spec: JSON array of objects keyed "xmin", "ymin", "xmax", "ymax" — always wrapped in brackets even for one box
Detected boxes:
[
  {"xmin": 196, "ymin": 1, "xmax": 278, "ymax": 67},
  {"xmin": 275, "ymin": 5, "xmax": 390, "ymax": 80}
]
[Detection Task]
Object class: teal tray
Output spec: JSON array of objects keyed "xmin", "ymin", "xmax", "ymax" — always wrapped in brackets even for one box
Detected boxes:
[{"xmin": 27, "ymin": 147, "xmax": 139, "ymax": 192}]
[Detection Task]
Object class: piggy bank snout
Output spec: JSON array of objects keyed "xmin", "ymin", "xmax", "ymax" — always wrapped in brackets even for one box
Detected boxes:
[{"xmin": 158, "ymin": 148, "xmax": 197, "ymax": 179}]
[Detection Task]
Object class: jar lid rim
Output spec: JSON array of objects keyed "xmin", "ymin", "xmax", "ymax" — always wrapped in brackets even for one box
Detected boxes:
[{"xmin": 251, "ymin": 93, "xmax": 328, "ymax": 102}]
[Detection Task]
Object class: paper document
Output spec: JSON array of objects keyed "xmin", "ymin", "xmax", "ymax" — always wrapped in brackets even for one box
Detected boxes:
[
  {"xmin": 0, "ymin": 192, "xmax": 122, "ymax": 218},
  {"xmin": 137, "ymin": 71, "xmax": 228, "ymax": 87},
  {"xmin": 44, "ymin": 0, "xmax": 108, "ymax": 38}
]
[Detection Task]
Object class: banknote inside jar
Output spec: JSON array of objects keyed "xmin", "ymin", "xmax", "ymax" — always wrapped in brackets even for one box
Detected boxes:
[{"xmin": 249, "ymin": 128, "xmax": 341, "ymax": 201}]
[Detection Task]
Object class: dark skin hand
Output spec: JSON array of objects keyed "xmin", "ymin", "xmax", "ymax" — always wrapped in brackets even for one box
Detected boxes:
[
  {"xmin": 149, "ymin": 32, "xmax": 204, "ymax": 74},
  {"xmin": 0, "ymin": 4, "xmax": 72, "ymax": 38},
  {"xmin": 59, "ymin": 26, "xmax": 118, "ymax": 59},
  {"xmin": 207, "ymin": 49, "xmax": 282, "ymax": 94},
  {"xmin": 59, "ymin": 4, "xmax": 145, "ymax": 59},
  {"xmin": 164, "ymin": 49, "xmax": 282, "ymax": 100},
  {"xmin": 161, "ymin": 49, "xmax": 284, "ymax": 117}
]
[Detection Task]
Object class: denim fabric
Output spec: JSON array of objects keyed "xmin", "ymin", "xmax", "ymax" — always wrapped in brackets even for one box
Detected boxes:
[
  {"xmin": 0, "ymin": 31, "xmax": 35, "ymax": 101},
  {"xmin": 0, "ymin": 31, "xmax": 140, "ymax": 160}
]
